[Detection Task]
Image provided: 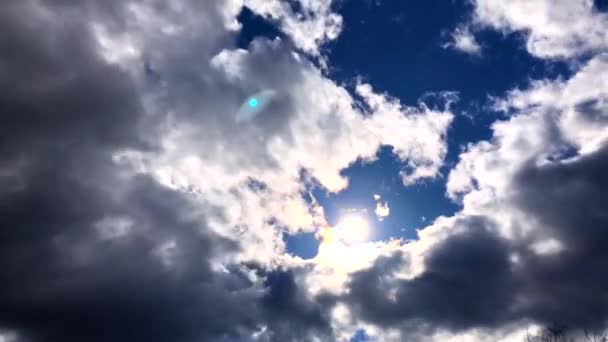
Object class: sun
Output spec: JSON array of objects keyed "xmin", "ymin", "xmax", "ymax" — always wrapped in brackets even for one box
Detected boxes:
[{"xmin": 335, "ymin": 214, "xmax": 370, "ymax": 245}]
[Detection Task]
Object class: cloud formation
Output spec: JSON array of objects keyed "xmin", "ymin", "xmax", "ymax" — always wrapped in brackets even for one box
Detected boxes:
[
  {"xmin": 319, "ymin": 2, "xmax": 608, "ymax": 340},
  {"xmin": 336, "ymin": 56, "xmax": 608, "ymax": 342},
  {"xmin": 469, "ymin": 0, "xmax": 608, "ymax": 58},
  {"xmin": 1, "ymin": 0, "xmax": 608, "ymax": 341},
  {"xmin": 0, "ymin": 0, "xmax": 451, "ymax": 341}
]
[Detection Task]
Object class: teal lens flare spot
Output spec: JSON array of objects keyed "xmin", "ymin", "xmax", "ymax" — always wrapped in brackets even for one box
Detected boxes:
[{"xmin": 235, "ymin": 90, "xmax": 276, "ymax": 123}]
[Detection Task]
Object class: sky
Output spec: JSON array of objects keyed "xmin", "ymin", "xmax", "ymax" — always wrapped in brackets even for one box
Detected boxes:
[{"xmin": 0, "ymin": 1, "xmax": 607, "ymax": 342}]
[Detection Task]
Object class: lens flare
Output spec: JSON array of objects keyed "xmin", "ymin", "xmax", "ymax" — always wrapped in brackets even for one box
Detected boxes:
[{"xmin": 236, "ymin": 89, "xmax": 276, "ymax": 123}]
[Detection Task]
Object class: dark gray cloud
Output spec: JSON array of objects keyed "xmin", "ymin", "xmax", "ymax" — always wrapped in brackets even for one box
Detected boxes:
[
  {"xmin": 343, "ymin": 217, "xmax": 517, "ymax": 333},
  {"xmin": 0, "ymin": 174, "xmax": 259, "ymax": 342},
  {"xmin": 0, "ymin": 0, "xmax": 150, "ymax": 160},
  {"xmin": 260, "ymin": 269, "xmax": 333, "ymax": 341},
  {"xmin": 0, "ymin": 168, "xmax": 328, "ymax": 341},
  {"xmin": 512, "ymin": 146, "xmax": 608, "ymax": 330}
]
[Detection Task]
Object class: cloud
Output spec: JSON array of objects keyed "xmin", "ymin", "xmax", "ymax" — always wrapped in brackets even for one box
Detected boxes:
[
  {"xmin": 373, "ymin": 194, "xmax": 390, "ymax": 221},
  {"xmin": 0, "ymin": 7, "xmax": 275, "ymax": 340},
  {"xmin": 337, "ymin": 218, "xmax": 517, "ymax": 335},
  {"xmin": 129, "ymin": 33, "xmax": 453, "ymax": 265},
  {"xmin": 0, "ymin": 1, "xmax": 319, "ymax": 341},
  {"xmin": 467, "ymin": 0, "xmax": 608, "ymax": 59},
  {"xmin": 244, "ymin": 0, "xmax": 343, "ymax": 56},
  {"xmin": 4, "ymin": 0, "xmax": 606, "ymax": 340},
  {"xmin": 257, "ymin": 268, "xmax": 335, "ymax": 341},
  {"xmin": 443, "ymin": 26, "xmax": 483, "ymax": 55},
  {"xmin": 326, "ymin": 145, "xmax": 608, "ymax": 339},
  {"xmin": 355, "ymin": 83, "xmax": 453, "ymax": 185},
  {"xmin": 326, "ymin": 50, "xmax": 608, "ymax": 339},
  {"xmin": 127, "ymin": 36, "xmax": 453, "ymax": 270},
  {"xmin": 0, "ymin": 0, "xmax": 454, "ymax": 341}
]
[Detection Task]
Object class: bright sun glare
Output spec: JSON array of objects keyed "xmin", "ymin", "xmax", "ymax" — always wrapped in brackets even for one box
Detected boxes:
[{"xmin": 335, "ymin": 215, "xmax": 370, "ymax": 244}]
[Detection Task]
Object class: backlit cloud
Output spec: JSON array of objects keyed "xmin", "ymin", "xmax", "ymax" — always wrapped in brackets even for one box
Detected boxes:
[
  {"xmin": 373, "ymin": 194, "xmax": 390, "ymax": 221},
  {"xmin": 1, "ymin": 0, "xmax": 607, "ymax": 341}
]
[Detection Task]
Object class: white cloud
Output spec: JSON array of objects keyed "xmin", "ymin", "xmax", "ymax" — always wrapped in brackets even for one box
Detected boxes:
[
  {"xmin": 89, "ymin": 0, "xmax": 453, "ymax": 273},
  {"xmin": 244, "ymin": 0, "xmax": 343, "ymax": 55},
  {"xmin": 374, "ymin": 194, "xmax": 390, "ymax": 221},
  {"xmin": 470, "ymin": 0, "xmax": 608, "ymax": 59},
  {"xmin": 493, "ymin": 54, "xmax": 608, "ymax": 155},
  {"xmin": 444, "ymin": 26, "xmax": 482, "ymax": 55},
  {"xmin": 356, "ymin": 83, "xmax": 453, "ymax": 185}
]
